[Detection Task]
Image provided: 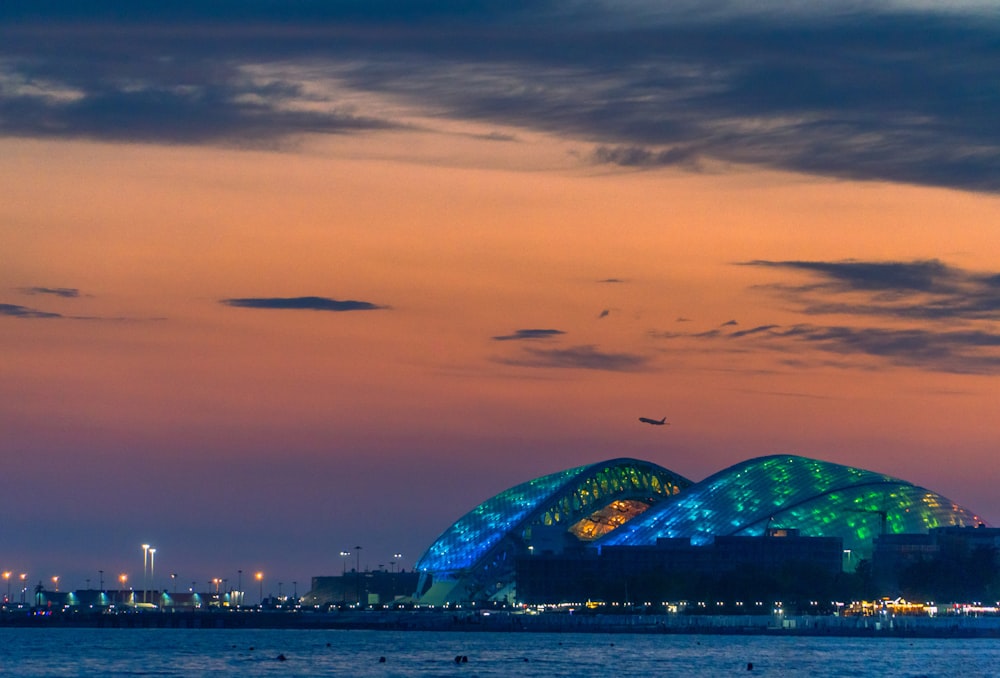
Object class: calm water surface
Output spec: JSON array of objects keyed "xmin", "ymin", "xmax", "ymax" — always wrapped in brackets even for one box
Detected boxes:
[{"xmin": 1, "ymin": 628, "xmax": 998, "ymax": 676}]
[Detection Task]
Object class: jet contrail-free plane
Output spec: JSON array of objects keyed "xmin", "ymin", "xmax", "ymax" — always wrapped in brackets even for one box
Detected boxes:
[{"xmin": 638, "ymin": 416, "xmax": 668, "ymax": 426}]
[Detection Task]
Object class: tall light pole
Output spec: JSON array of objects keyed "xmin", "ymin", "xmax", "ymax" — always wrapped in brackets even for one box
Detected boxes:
[
  {"xmin": 237, "ymin": 570, "xmax": 243, "ymax": 607},
  {"xmin": 20, "ymin": 574, "xmax": 27, "ymax": 604},
  {"xmin": 354, "ymin": 546, "xmax": 363, "ymax": 606},
  {"xmin": 141, "ymin": 544, "xmax": 150, "ymax": 603},
  {"xmin": 52, "ymin": 576, "xmax": 59, "ymax": 592},
  {"xmin": 391, "ymin": 553, "xmax": 402, "ymax": 600},
  {"xmin": 119, "ymin": 573, "xmax": 128, "ymax": 606},
  {"xmin": 255, "ymin": 572, "xmax": 263, "ymax": 604},
  {"xmin": 339, "ymin": 551, "xmax": 350, "ymax": 604},
  {"xmin": 149, "ymin": 548, "xmax": 156, "ymax": 600},
  {"xmin": 3, "ymin": 571, "xmax": 11, "ymax": 601}
]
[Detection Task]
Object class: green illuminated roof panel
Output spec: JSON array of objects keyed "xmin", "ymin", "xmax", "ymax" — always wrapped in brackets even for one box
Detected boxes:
[{"xmin": 597, "ymin": 455, "xmax": 986, "ymax": 554}]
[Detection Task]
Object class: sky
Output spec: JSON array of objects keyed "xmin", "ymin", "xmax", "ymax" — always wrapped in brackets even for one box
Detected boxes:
[{"xmin": 2, "ymin": 1, "xmax": 999, "ymax": 597}]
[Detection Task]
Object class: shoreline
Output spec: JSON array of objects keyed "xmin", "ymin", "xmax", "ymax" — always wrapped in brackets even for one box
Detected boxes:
[{"xmin": 3, "ymin": 610, "xmax": 1000, "ymax": 637}]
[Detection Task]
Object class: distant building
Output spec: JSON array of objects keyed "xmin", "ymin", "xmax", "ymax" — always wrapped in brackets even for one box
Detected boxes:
[
  {"xmin": 517, "ymin": 531, "xmax": 844, "ymax": 605},
  {"xmin": 874, "ymin": 524, "xmax": 1000, "ymax": 598},
  {"xmin": 302, "ymin": 571, "xmax": 420, "ymax": 607},
  {"xmin": 413, "ymin": 455, "xmax": 986, "ymax": 604}
]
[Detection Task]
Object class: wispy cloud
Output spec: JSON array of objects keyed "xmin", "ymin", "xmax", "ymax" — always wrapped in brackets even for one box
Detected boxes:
[
  {"xmin": 221, "ymin": 296, "xmax": 385, "ymax": 312},
  {"xmin": 743, "ymin": 259, "xmax": 1000, "ymax": 321},
  {"xmin": 500, "ymin": 344, "xmax": 650, "ymax": 372},
  {"xmin": 2, "ymin": 3, "xmax": 996, "ymax": 192},
  {"xmin": 658, "ymin": 259, "xmax": 1000, "ymax": 374},
  {"xmin": 18, "ymin": 286, "xmax": 80, "ymax": 298},
  {"xmin": 492, "ymin": 328, "xmax": 565, "ymax": 341},
  {"xmin": 0, "ymin": 303, "xmax": 62, "ymax": 319}
]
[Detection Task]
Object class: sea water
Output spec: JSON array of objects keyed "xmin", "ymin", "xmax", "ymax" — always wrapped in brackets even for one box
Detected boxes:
[{"xmin": 0, "ymin": 628, "xmax": 998, "ymax": 676}]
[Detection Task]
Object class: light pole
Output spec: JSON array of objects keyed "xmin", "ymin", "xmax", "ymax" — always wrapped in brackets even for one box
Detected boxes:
[
  {"xmin": 20, "ymin": 574, "xmax": 27, "ymax": 604},
  {"xmin": 119, "ymin": 574, "xmax": 128, "ymax": 606},
  {"xmin": 3, "ymin": 571, "xmax": 11, "ymax": 601},
  {"xmin": 354, "ymin": 546, "xmax": 362, "ymax": 606},
  {"xmin": 149, "ymin": 548, "xmax": 156, "ymax": 600},
  {"xmin": 141, "ymin": 544, "xmax": 150, "ymax": 603},
  {"xmin": 391, "ymin": 553, "xmax": 402, "ymax": 600},
  {"xmin": 99, "ymin": 570, "xmax": 104, "ymax": 594},
  {"xmin": 52, "ymin": 576, "xmax": 59, "ymax": 592},
  {"xmin": 171, "ymin": 573, "xmax": 177, "ymax": 594},
  {"xmin": 237, "ymin": 570, "xmax": 243, "ymax": 607},
  {"xmin": 255, "ymin": 572, "xmax": 263, "ymax": 604},
  {"xmin": 339, "ymin": 552, "xmax": 350, "ymax": 603}
]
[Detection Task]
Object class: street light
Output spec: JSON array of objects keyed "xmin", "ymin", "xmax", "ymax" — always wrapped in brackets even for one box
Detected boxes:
[
  {"xmin": 354, "ymin": 546, "xmax": 362, "ymax": 607},
  {"xmin": 141, "ymin": 544, "xmax": 150, "ymax": 603},
  {"xmin": 255, "ymin": 572, "xmax": 263, "ymax": 604},
  {"xmin": 20, "ymin": 574, "xmax": 27, "ymax": 604},
  {"xmin": 119, "ymin": 574, "xmax": 128, "ymax": 605},
  {"xmin": 340, "ymin": 551, "xmax": 350, "ymax": 575},
  {"xmin": 3, "ymin": 571, "xmax": 11, "ymax": 601},
  {"xmin": 52, "ymin": 576, "xmax": 59, "ymax": 592},
  {"xmin": 149, "ymin": 548, "xmax": 156, "ymax": 599}
]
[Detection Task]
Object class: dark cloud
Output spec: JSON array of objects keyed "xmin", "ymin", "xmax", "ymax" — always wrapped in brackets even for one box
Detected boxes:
[
  {"xmin": 744, "ymin": 259, "xmax": 1000, "ymax": 321},
  {"xmin": 598, "ymin": 278, "xmax": 626, "ymax": 283},
  {"xmin": 720, "ymin": 319, "xmax": 738, "ymax": 327},
  {"xmin": 492, "ymin": 328, "xmax": 566, "ymax": 341},
  {"xmin": 656, "ymin": 258, "xmax": 1000, "ymax": 374},
  {"xmin": 501, "ymin": 344, "xmax": 650, "ymax": 372},
  {"xmin": 18, "ymin": 286, "xmax": 80, "ymax": 297},
  {"xmin": 661, "ymin": 321, "xmax": 1000, "ymax": 374},
  {"xmin": 1, "ymin": 3, "xmax": 996, "ymax": 192},
  {"xmin": 0, "ymin": 303, "xmax": 62, "ymax": 318},
  {"xmin": 728, "ymin": 324, "xmax": 779, "ymax": 338},
  {"xmin": 593, "ymin": 145, "xmax": 699, "ymax": 169},
  {"xmin": 743, "ymin": 259, "xmax": 956, "ymax": 293},
  {"xmin": 221, "ymin": 296, "xmax": 385, "ymax": 311}
]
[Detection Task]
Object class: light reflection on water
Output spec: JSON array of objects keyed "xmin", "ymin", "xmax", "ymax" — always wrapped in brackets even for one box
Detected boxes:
[{"xmin": 0, "ymin": 628, "xmax": 998, "ymax": 676}]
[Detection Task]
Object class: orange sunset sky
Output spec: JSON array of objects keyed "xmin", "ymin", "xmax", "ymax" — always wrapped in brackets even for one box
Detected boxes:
[{"xmin": 2, "ymin": 2, "xmax": 999, "ymax": 592}]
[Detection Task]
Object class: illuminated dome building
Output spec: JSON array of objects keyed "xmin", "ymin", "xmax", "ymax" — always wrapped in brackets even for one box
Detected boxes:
[
  {"xmin": 597, "ymin": 455, "xmax": 986, "ymax": 560},
  {"xmin": 413, "ymin": 458, "xmax": 692, "ymax": 604}
]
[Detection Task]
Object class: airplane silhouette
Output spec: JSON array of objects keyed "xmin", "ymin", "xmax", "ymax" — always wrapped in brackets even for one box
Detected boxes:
[{"xmin": 638, "ymin": 416, "xmax": 668, "ymax": 426}]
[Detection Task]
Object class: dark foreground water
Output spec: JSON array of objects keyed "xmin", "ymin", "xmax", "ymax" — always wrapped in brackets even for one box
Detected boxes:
[{"xmin": 1, "ymin": 628, "xmax": 998, "ymax": 676}]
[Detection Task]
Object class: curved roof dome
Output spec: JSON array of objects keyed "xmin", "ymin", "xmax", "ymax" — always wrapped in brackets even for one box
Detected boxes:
[
  {"xmin": 414, "ymin": 458, "xmax": 692, "ymax": 602},
  {"xmin": 597, "ymin": 455, "xmax": 986, "ymax": 555}
]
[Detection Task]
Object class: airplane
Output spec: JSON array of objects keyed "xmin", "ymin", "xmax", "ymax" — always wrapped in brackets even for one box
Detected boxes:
[{"xmin": 638, "ymin": 416, "xmax": 668, "ymax": 426}]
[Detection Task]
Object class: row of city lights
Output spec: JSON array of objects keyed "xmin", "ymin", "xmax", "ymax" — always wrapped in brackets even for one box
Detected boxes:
[{"xmin": 3, "ymin": 544, "xmax": 404, "ymax": 603}]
